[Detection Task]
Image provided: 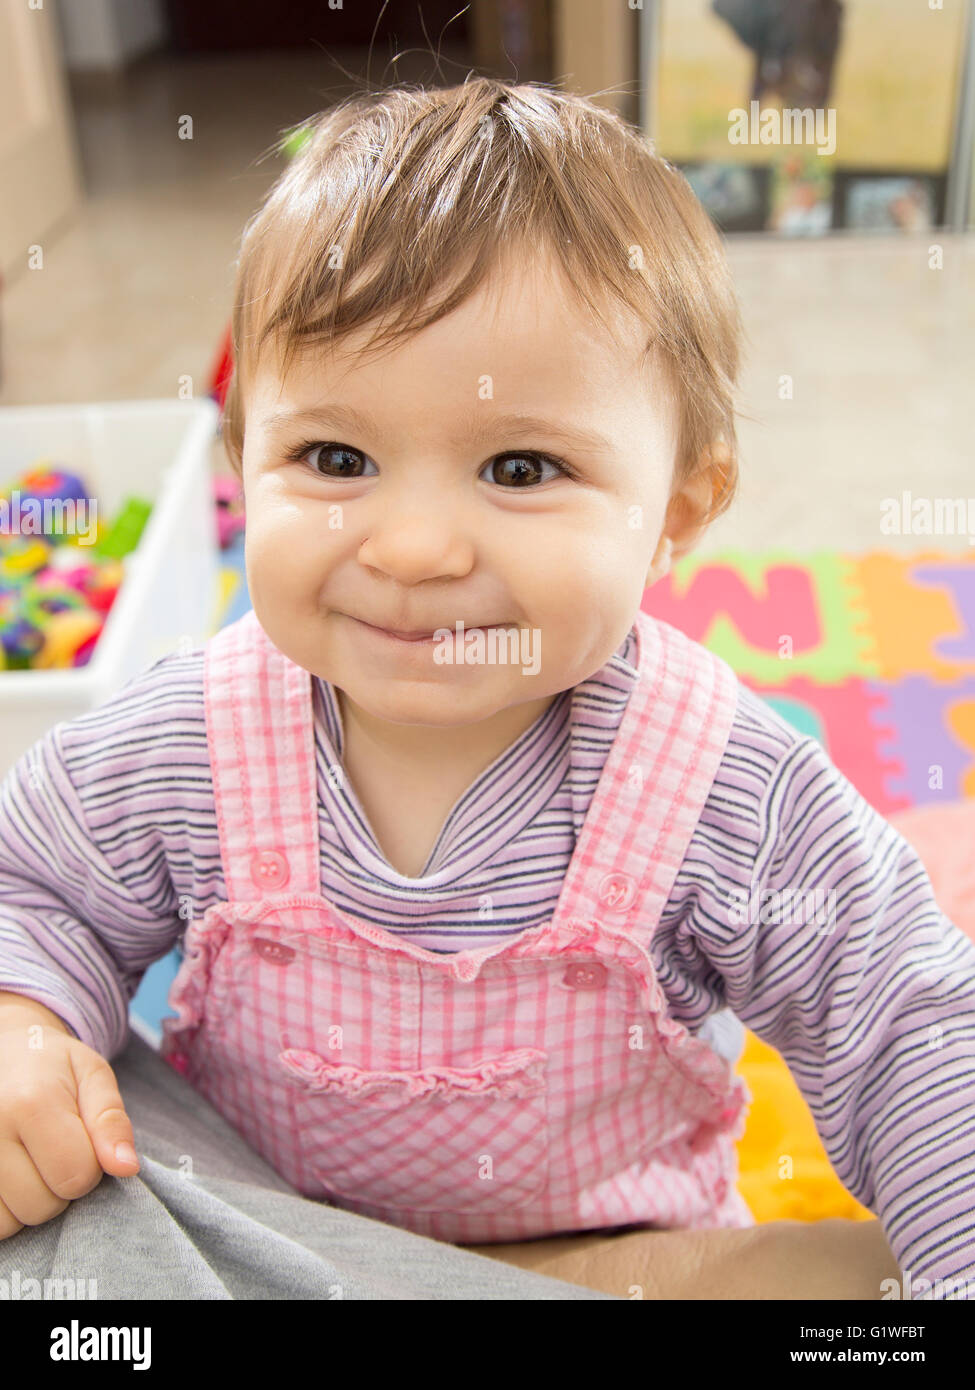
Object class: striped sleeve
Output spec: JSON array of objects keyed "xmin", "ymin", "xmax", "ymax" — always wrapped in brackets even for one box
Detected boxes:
[
  {"xmin": 0, "ymin": 656, "xmax": 194, "ymax": 1059},
  {"xmin": 684, "ymin": 719, "xmax": 975, "ymax": 1297}
]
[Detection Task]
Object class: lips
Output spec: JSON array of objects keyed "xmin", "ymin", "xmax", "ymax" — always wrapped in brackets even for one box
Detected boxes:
[
  {"xmin": 378, "ymin": 627, "xmax": 436, "ymax": 642},
  {"xmin": 356, "ymin": 618, "xmax": 440, "ymax": 640},
  {"xmin": 351, "ymin": 616, "xmax": 509, "ymax": 643}
]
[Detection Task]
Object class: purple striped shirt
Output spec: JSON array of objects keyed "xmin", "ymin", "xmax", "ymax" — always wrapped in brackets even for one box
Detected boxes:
[{"xmin": 1, "ymin": 622, "xmax": 974, "ymax": 1295}]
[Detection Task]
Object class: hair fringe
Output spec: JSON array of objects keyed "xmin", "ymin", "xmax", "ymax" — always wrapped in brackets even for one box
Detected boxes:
[{"xmin": 222, "ymin": 76, "xmax": 743, "ymax": 527}]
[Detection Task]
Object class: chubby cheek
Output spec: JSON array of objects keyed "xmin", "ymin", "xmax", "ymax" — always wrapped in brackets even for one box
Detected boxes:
[
  {"xmin": 501, "ymin": 539, "xmax": 641, "ymax": 688},
  {"xmin": 244, "ymin": 526, "xmax": 290, "ymax": 616},
  {"xmin": 243, "ymin": 543, "xmax": 330, "ymax": 675},
  {"xmin": 533, "ymin": 521, "xmax": 647, "ymax": 619},
  {"xmin": 244, "ymin": 494, "xmax": 329, "ymax": 601}
]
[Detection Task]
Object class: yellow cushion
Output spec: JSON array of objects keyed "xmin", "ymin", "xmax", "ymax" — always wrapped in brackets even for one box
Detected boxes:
[{"xmin": 734, "ymin": 1029, "xmax": 874, "ymax": 1223}]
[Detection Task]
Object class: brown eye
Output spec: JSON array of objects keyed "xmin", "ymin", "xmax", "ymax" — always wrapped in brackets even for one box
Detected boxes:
[
  {"xmin": 307, "ymin": 444, "xmax": 371, "ymax": 478},
  {"xmin": 487, "ymin": 453, "xmax": 563, "ymax": 487}
]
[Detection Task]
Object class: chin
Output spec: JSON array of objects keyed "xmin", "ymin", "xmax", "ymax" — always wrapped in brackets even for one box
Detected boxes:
[{"xmin": 348, "ymin": 684, "xmax": 502, "ymax": 726}]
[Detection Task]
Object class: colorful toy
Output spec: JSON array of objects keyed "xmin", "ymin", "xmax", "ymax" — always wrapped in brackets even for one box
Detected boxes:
[
  {"xmin": 14, "ymin": 464, "xmax": 89, "ymax": 505},
  {"xmin": 20, "ymin": 575, "xmax": 87, "ymax": 618},
  {"xmin": 208, "ymin": 326, "xmax": 234, "ymax": 412},
  {"xmin": 0, "ymin": 462, "xmax": 153, "ymax": 671},
  {"xmin": 0, "ymin": 610, "xmax": 45, "ymax": 668},
  {"xmin": 1, "ymin": 453, "xmax": 232, "ymax": 671},
  {"xmin": 33, "ymin": 609, "xmax": 104, "ymax": 670},
  {"xmin": 213, "ymin": 475, "xmax": 245, "ymax": 548},
  {"xmin": 643, "ymin": 547, "xmax": 975, "ymax": 812},
  {"xmin": 67, "ymin": 559, "xmax": 123, "ymax": 614},
  {"xmin": 0, "ymin": 537, "xmax": 49, "ymax": 582},
  {"xmin": 92, "ymin": 496, "xmax": 152, "ymax": 560},
  {"xmin": 1, "ymin": 466, "xmax": 91, "ymax": 544}
]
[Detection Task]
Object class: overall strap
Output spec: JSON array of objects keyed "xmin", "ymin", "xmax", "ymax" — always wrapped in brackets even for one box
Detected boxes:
[
  {"xmin": 555, "ymin": 607, "xmax": 740, "ymax": 952},
  {"xmin": 204, "ymin": 608, "xmax": 320, "ymax": 901}
]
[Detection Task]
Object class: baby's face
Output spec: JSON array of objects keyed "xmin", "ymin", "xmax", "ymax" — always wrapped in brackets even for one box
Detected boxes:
[{"xmin": 240, "ymin": 247, "xmax": 682, "ymax": 729}]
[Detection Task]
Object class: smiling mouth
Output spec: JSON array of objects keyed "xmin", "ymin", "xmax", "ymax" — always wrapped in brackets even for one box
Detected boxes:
[
  {"xmin": 366, "ymin": 624, "xmax": 439, "ymax": 643},
  {"xmin": 349, "ymin": 617, "xmax": 513, "ymax": 643}
]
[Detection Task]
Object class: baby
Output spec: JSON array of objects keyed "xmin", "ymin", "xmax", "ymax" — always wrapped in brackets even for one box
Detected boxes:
[{"xmin": 0, "ymin": 78, "xmax": 973, "ymax": 1296}]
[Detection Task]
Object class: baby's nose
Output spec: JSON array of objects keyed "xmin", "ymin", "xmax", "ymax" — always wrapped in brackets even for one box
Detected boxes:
[{"xmin": 356, "ymin": 513, "xmax": 474, "ymax": 584}]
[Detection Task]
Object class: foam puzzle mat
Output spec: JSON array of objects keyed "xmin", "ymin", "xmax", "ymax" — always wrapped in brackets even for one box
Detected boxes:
[{"xmin": 643, "ymin": 549, "xmax": 975, "ymax": 812}]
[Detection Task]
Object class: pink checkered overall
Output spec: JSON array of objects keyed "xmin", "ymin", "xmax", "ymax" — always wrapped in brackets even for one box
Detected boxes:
[{"xmin": 160, "ymin": 606, "xmax": 754, "ymax": 1243}]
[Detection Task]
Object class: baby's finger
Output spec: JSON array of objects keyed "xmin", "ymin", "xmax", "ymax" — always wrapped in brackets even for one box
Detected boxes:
[
  {"xmin": 71, "ymin": 1049, "xmax": 140, "ymax": 1177},
  {"xmin": 17, "ymin": 1103, "xmax": 103, "ymax": 1202},
  {"xmin": 0, "ymin": 1140, "xmax": 70, "ymax": 1227},
  {"xmin": 0, "ymin": 1195, "xmax": 24, "ymax": 1242}
]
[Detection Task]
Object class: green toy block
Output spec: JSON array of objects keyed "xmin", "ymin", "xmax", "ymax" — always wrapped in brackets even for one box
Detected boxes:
[{"xmin": 93, "ymin": 496, "xmax": 152, "ymax": 561}]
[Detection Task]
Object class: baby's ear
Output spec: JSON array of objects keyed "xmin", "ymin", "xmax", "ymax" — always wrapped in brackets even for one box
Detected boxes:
[
  {"xmin": 645, "ymin": 532, "xmax": 674, "ymax": 588},
  {"xmin": 645, "ymin": 480, "xmax": 709, "ymax": 587},
  {"xmin": 648, "ymin": 443, "xmax": 730, "ymax": 584}
]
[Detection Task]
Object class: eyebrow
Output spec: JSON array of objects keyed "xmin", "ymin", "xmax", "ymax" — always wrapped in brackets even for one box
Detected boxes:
[{"xmin": 260, "ymin": 404, "xmax": 614, "ymax": 454}]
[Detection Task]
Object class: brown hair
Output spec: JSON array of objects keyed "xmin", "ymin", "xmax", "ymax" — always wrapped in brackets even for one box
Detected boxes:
[{"xmin": 222, "ymin": 76, "xmax": 744, "ymax": 525}]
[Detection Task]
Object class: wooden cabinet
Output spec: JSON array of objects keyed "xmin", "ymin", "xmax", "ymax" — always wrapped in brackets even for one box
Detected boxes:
[{"xmin": 162, "ymin": 0, "xmax": 470, "ymax": 51}]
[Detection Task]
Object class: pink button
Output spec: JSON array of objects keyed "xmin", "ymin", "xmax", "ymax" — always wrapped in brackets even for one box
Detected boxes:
[
  {"xmin": 278, "ymin": 1047, "xmax": 325, "ymax": 1078},
  {"xmin": 689, "ymin": 1124, "xmax": 716, "ymax": 1155},
  {"xmin": 253, "ymin": 937, "xmax": 296, "ymax": 966},
  {"xmin": 562, "ymin": 962, "xmax": 608, "ymax": 990},
  {"xmin": 250, "ymin": 850, "xmax": 290, "ymax": 889},
  {"xmin": 597, "ymin": 871, "xmax": 636, "ymax": 911},
  {"xmin": 453, "ymin": 955, "xmax": 479, "ymax": 982}
]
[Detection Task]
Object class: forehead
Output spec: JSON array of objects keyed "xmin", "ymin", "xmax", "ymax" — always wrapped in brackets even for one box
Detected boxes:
[{"xmin": 246, "ymin": 246, "xmax": 674, "ymax": 441}]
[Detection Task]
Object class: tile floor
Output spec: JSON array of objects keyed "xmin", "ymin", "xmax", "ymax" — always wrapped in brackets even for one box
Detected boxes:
[{"xmin": 1, "ymin": 49, "xmax": 972, "ymax": 556}]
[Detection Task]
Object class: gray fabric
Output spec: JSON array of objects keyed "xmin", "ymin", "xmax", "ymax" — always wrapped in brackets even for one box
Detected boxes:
[
  {"xmin": 696, "ymin": 1008, "xmax": 745, "ymax": 1065},
  {"xmin": 0, "ymin": 1031, "xmax": 616, "ymax": 1300}
]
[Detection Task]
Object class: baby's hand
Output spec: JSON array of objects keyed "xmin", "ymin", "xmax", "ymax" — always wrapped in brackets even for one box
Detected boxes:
[{"xmin": 0, "ymin": 999, "xmax": 139, "ymax": 1240}]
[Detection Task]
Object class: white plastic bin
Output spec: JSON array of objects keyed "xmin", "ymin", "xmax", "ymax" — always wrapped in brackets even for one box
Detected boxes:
[{"xmin": 0, "ymin": 398, "xmax": 221, "ymax": 780}]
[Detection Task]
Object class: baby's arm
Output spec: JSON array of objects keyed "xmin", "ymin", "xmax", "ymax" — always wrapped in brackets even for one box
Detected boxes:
[
  {"xmin": 465, "ymin": 1217, "xmax": 901, "ymax": 1299},
  {"xmin": 689, "ymin": 732, "xmax": 975, "ymax": 1299},
  {"xmin": 0, "ymin": 677, "xmax": 194, "ymax": 1236},
  {"xmin": 0, "ymin": 660, "xmax": 191, "ymax": 1056}
]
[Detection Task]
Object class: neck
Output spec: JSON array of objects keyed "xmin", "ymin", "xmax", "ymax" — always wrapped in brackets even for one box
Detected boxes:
[{"xmin": 335, "ymin": 688, "xmax": 559, "ymax": 774}]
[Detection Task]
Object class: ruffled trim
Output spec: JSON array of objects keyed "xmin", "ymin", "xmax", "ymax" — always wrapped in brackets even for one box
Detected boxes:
[
  {"xmin": 159, "ymin": 906, "xmax": 233, "ymax": 1065},
  {"xmin": 278, "ymin": 1045, "xmax": 547, "ymax": 1108},
  {"xmin": 167, "ymin": 902, "xmax": 746, "ymax": 1131}
]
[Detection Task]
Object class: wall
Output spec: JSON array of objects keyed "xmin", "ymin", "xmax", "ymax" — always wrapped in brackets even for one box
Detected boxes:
[{"xmin": 54, "ymin": 0, "xmax": 167, "ymax": 72}]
